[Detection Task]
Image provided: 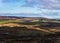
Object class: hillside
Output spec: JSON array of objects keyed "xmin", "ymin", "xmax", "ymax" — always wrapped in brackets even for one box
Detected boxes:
[
  {"xmin": 0, "ymin": 16, "xmax": 60, "ymax": 34},
  {"xmin": 0, "ymin": 16, "xmax": 60, "ymax": 43}
]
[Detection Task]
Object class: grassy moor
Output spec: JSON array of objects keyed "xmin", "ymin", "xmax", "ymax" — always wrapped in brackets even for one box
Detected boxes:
[{"xmin": 0, "ymin": 16, "xmax": 59, "ymax": 43}]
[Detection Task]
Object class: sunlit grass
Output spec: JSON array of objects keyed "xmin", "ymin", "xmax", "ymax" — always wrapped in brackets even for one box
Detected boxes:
[{"xmin": 0, "ymin": 20, "xmax": 20, "ymax": 24}]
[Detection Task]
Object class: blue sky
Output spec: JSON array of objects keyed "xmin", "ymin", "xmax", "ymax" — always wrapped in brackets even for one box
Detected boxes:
[{"xmin": 0, "ymin": 0, "xmax": 60, "ymax": 19}]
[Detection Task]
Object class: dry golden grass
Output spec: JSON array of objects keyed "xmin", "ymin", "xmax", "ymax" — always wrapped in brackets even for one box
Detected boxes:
[
  {"xmin": 0, "ymin": 23, "xmax": 20, "ymax": 27},
  {"xmin": 0, "ymin": 23, "xmax": 50, "ymax": 33}
]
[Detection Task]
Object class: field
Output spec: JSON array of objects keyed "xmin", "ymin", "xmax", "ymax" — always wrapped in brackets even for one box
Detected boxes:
[
  {"xmin": 0, "ymin": 19, "xmax": 59, "ymax": 33},
  {"xmin": 0, "ymin": 17, "xmax": 60, "ymax": 43}
]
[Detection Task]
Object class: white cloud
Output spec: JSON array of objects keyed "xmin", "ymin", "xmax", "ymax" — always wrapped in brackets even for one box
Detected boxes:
[{"xmin": 36, "ymin": 0, "xmax": 60, "ymax": 9}]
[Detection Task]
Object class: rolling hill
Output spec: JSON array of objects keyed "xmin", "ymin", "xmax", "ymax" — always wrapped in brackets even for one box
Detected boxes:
[{"xmin": 0, "ymin": 16, "xmax": 59, "ymax": 34}]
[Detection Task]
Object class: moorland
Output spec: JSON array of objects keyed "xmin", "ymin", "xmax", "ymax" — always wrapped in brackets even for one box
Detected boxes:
[{"xmin": 0, "ymin": 16, "xmax": 60, "ymax": 43}]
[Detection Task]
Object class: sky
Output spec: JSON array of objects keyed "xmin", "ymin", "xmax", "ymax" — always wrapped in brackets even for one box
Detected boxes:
[{"xmin": 0, "ymin": 0, "xmax": 60, "ymax": 19}]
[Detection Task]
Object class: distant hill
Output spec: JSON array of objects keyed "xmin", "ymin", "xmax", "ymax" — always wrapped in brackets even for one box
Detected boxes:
[
  {"xmin": 0, "ymin": 16, "xmax": 58, "ymax": 20},
  {"xmin": 0, "ymin": 16, "xmax": 22, "ymax": 19}
]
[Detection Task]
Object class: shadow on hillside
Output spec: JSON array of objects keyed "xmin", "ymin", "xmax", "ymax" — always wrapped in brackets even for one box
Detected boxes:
[{"xmin": 0, "ymin": 22, "xmax": 60, "ymax": 43}]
